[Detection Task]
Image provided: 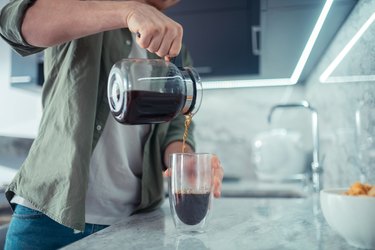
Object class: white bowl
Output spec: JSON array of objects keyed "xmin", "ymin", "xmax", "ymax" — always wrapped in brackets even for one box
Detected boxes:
[{"xmin": 320, "ymin": 188, "xmax": 375, "ymax": 249}]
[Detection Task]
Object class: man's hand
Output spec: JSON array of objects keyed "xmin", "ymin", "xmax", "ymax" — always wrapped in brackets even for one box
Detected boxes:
[
  {"xmin": 163, "ymin": 141, "xmax": 193, "ymax": 167},
  {"xmin": 211, "ymin": 154, "xmax": 224, "ymax": 198},
  {"xmin": 145, "ymin": 0, "xmax": 180, "ymax": 10},
  {"xmin": 21, "ymin": 0, "xmax": 183, "ymax": 59},
  {"xmin": 163, "ymin": 141, "xmax": 224, "ymax": 198},
  {"xmin": 126, "ymin": 1, "xmax": 183, "ymax": 58}
]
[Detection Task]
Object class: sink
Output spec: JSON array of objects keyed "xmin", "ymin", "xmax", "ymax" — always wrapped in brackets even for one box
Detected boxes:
[
  {"xmin": 221, "ymin": 189, "xmax": 305, "ymax": 198},
  {"xmin": 221, "ymin": 180, "xmax": 307, "ymax": 198},
  {"xmin": 164, "ymin": 177, "xmax": 307, "ymax": 199}
]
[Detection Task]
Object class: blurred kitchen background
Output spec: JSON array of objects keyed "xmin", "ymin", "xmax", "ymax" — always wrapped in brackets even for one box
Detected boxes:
[{"xmin": 1, "ymin": 0, "xmax": 375, "ymax": 229}]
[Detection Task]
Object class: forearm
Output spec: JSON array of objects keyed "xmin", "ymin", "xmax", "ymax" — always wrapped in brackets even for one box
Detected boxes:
[{"xmin": 22, "ymin": 0, "xmax": 136, "ymax": 47}]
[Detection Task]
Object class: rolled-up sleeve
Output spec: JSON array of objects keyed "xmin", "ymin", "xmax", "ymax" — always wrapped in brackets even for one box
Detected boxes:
[{"xmin": 0, "ymin": 0, "xmax": 44, "ymax": 56}]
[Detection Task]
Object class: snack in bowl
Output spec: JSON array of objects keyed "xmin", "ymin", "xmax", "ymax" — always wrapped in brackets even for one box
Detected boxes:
[
  {"xmin": 320, "ymin": 184, "xmax": 375, "ymax": 249},
  {"xmin": 344, "ymin": 182, "xmax": 375, "ymax": 196}
]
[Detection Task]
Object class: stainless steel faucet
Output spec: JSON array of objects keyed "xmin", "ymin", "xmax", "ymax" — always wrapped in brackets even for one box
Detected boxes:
[
  {"xmin": 267, "ymin": 100, "xmax": 322, "ymax": 192},
  {"xmin": 354, "ymin": 101, "xmax": 367, "ymax": 182}
]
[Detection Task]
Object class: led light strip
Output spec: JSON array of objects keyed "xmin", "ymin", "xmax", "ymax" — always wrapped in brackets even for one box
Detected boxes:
[
  {"xmin": 202, "ymin": 78, "xmax": 293, "ymax": 90},
  {"xmin": 203, "ymin": 0, "xmax": 334, "ymax": 89},
  {"xmin": 320, "ymin": 12, "xmax": 375, "ymax": 83}
]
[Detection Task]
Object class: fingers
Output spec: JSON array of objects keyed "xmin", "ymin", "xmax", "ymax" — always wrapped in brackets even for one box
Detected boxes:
[
  {"xmin": 127, "ymin": 3, "xmax": 183, "ymax": 58},
  {"xmin": 167, "ymin": 153, "xmax": 224, "ymax": 198},
  {"xmin": 212, "ymin": 155, "xmax": 224, "ymax": 198},
  {"xmin": 144, "ymin": 22, "xmax": 182, "ymax": 58},
  {"xmin": 145, "ymin": 29, "xmax": 163, "ymax": 53},
  {"xmin": 167, "ymin": 27, "xmax": 182, "ymax": 57},
  {"xmin": 136, "ymin": 27, "xmax": 152, "ymax": 49},
  {"xmin": 157, "ymin": 32, "xmax": 175, "ymax": 58},
  {"xmin": 163, "ymin": 168, "xmax": 171, "ymax": 178}
]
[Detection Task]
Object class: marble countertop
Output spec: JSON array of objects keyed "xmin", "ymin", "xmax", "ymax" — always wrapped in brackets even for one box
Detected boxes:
[
  {"xmin": 219, "ymin": 180, "xmax": 307, "ymax": 198},
  {"xmin": 63, "ymin": 197, "xmax": 356, "ymax": 250}
]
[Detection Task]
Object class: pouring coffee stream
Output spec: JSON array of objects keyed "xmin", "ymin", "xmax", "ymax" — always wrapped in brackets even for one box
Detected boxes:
[{"xmin": 169, "ymin": 57, "xmax": 194, "ymax": 153}]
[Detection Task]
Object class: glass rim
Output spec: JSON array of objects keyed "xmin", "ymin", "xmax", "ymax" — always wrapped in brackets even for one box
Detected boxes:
[{"xmin": 169, "ymin": 152, "xmax": 212, "ymax": 157}]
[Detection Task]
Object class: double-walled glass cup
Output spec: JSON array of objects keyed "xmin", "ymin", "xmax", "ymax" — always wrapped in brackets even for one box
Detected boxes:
[{"xmin": 168, "ymin": 153, "xmax": 213, "ymax": 233}]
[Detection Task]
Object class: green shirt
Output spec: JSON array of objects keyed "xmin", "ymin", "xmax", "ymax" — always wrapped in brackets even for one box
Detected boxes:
[{"xmin": 0, "ymin": 0, "xmax": 195, "ymax": 231}]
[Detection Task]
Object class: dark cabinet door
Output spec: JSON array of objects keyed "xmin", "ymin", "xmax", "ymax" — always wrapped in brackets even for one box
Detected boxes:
[{"xmin": 165, "ymin": 0, "xmax": 260, "ymax": 78}]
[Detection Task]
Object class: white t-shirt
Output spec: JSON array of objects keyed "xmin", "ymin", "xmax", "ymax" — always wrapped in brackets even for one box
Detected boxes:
[
  {"xmin": 84, "ymin": 33, "xmax": 150, "ymax": 225},
  {"xmin": 84, "ymin": 115, "xmax": 150, "ymax": 225},
  {"xmin": 12, "ymin": 33, "xmax": 151, "ymax": 225}
]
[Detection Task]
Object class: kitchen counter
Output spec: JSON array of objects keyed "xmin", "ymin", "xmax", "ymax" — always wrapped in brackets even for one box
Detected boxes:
[{"xmin": 63, "ymin": 196, "xmax": 356, "ymax": 250}]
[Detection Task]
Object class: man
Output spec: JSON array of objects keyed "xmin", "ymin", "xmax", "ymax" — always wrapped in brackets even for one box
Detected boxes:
[{"xmin": 0, "ymin": 0, "xmax": 224, "ymax": 249}]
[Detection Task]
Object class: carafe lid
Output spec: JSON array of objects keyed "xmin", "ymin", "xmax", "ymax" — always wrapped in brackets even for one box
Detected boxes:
[
  {"xmin": 180, "ymin": 67, "xmax": 202, "ymax": 116},
  {"xmin": 108, "ymin": 66, "xmax": 127, "ymax": 119}
]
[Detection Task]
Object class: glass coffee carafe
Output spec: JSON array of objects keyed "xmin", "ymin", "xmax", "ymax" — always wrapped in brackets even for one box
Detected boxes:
[{"xmin": 107, "ymin": 58, "xmax": 203, "ymax": 124}]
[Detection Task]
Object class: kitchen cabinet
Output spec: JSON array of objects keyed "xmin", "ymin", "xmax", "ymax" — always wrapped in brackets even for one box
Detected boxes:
[
  {"xmin": 260, "ymin": 0, "xmax": 323, "ymax": 79},
  {"xmin": 11, "ymin": 51, "xmax": 44, "ymax": 88},
  {"xmin": 165, "ymin": 0, "xmax": 260, "ymax": 78},
  {"xmin": 0, "ymin": 35, "xmax": 42, "ymax": 139},
  {"xmin": 166, "ymin": 0, "xmax": 357, "ymax": 84},
  {"xmin": 260, "ymin": 0, "xmax": 357, "ymax": 80},
  {"xmin": 5, "ymin": 0, "xmax": 357, "ymax": 88}
]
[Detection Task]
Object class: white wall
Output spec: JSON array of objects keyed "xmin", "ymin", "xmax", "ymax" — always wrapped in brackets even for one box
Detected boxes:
[
  {"xmin": 0, "ymin": 0, "xmax": 41, "ymax": 138},
  {"xmin": 305, "ymin": 0, "xmax": 375, "ymax": 186}
]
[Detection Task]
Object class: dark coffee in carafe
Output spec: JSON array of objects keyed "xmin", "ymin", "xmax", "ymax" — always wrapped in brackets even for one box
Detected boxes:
[{"xmin": 107, "ymin": 59, "xmax": 202, "ymax": 125}]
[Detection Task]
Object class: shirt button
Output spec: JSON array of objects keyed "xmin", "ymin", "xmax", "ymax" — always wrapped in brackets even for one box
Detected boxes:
[
  {"xmin": 125, "ymin": 40, "xmax": 131, "ymax": 46},
  {"xmin": 96, "ymin": 125, "xmax": 102, "ymax": 131}
]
